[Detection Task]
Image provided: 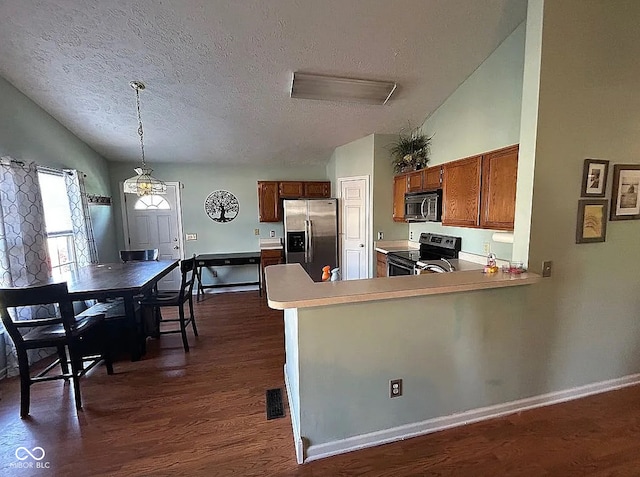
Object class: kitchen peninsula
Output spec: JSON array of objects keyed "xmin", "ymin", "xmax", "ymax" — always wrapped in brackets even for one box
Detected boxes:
[{"xmin": 265, "ymin": 264, "xmax": 541, "ymax": 464}]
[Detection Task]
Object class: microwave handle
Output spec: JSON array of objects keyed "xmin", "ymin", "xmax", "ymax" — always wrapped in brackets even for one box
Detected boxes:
[{"xmin": 420, "ymin": 198, "xmax": 427, "ymax": 218}]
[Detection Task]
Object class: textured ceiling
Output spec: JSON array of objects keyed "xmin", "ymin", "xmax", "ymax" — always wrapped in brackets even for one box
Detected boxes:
[{"xmin": 0, "ymin": 0, "xmax": 527, "ymax": 166}]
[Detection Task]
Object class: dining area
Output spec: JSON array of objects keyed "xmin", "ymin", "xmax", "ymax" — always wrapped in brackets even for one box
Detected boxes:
[{"xmin": 0, "ymin": 250, "xmax": 199, "ymax": 419}]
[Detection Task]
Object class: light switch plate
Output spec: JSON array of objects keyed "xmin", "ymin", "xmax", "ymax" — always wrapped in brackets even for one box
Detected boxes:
[
  {"xmin": 185, "ymin": 233, "xmax": 197, "ymax": 241},
  {"xmin": 377, "ymin": 231, "xmax": 384, "ymax": 240},
  {"xmin": 270, "ymin": 230, "xmax": 276, "ymax": 238}
]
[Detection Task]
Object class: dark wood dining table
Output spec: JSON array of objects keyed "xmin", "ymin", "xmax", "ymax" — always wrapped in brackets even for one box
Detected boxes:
[{"xmin": 50, "ymin": 260, "xmax": 179, "ymax": 360}]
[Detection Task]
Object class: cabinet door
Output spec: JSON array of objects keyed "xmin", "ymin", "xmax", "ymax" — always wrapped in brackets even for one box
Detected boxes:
[
  {"xmin": 406, "ymin": 171, "xmax": 423, "ymax": 192},
  {"xmin": 442, "ymin": 155, "xmax": 482, "ymax": 227},
  {"xmin": 392, "ymin": 174, "xmax": 407, "ymax": 222},
  {"xmin": 261, "ymin": 249, "xmax": 284, "ymax": 297},
  {"xmin": 423, "ymin": 166, "xmax": 442, "ymax": 190},
  {"xmin": 279, "ymin": 181, "xmax": 304, "ymax": 198},
  {"xmin": 376, "ymin": 252, "xmax": 387, "ymax": 277},
  {"xmin": 304, "ymin": 181, "xmax": 331, "ymax": 198},
  {"xmin": 257, "ymin": 181, "xmax": 281, "ymax": 222},
  {"xmin": 480, "ymin": 145, "xmax": 518, "ymax": 230}
]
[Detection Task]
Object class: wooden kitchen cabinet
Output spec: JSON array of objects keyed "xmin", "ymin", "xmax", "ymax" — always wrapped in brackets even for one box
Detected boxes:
[
  {"xmin": 442, "ymin": 144, "xmax": 518, "ymax": 230},
  {"xmin": 279, "ymin": 181, "xmax": 304, "ymax": 198},
  {"xmin": 257, "ymin": 181, "xmax": 281, "ymax": 222},
  {"xmin": 376, "ymin": 251, "xmax": 387, "ymax": 277},
  {"xmin": 406, "ymin": 170, "xmax": 423, "ymax": 193},
  {"xmin": 423, "ymin": 165, "xmax": 442, "ymax": 190},
  {"xmin": 303, "ymin": 181, "xmax": 331, "ymax": 198},
  {"xmin": 261, "ymin": 248, "xmax": 284, "ymax": 295},
  {"xmin": 442, "ymin": 155, "xmax": 482, "ymax": 227},
  {"xmin": 393, "ymin": 174, "xmax": 407, "ymax": 222},
  {"xmin": 480, "ymin": 145, "xmax": 518, "ymax": 230}
]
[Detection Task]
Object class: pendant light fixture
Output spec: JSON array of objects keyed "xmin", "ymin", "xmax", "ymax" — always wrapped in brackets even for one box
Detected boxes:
[{"xmin": 123, "ymin": 81, "xmax": 167, "ymax": 196}]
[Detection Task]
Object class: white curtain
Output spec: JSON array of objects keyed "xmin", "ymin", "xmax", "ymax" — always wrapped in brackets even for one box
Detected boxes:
[
  {"xmin": 64, "ymin": 169, "xmax": 98, "ymax": 265},
  {"xmin": 0, "ymin": 158, "xmax": 52, "ymax": 377}
]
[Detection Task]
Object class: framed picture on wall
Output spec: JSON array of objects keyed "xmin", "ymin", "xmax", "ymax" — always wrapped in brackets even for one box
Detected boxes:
[
  {"xmin": 610, "ymin": 164, "xmax": 640, "ymax": 220},
  {"xmin": 580, "ymin": 159, "xmax": 609, "ymax": 197},
  {"xmin": 576, "ymin": 199, "xmax": 608, "ymax": 244}
]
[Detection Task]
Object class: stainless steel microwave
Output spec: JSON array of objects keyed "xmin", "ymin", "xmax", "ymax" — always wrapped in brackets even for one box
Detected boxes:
[{"xmin": 404, "ymin": 191, "xmax": 442, "ymax": 222}]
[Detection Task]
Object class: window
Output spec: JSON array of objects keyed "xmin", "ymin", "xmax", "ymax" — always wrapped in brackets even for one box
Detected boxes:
[
  {"xmin": 134, "ymin": 194, "xmax": 171, "ymax": 210},
  {"xmin": 38, "ymin": 170, "xmax": 76, "ymax": 273}
]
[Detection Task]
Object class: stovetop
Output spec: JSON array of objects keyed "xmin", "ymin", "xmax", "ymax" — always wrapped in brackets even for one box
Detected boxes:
[
  {"xmin": 389, "ymin": 250, "xmax": 422, "ymax": 262},
  {"xmin": 387, "ymin": 233, "xmax": 462, "ymax": 264}
]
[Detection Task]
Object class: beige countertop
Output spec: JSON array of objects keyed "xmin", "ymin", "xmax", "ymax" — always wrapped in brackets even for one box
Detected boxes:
[
  {"xmin": 374, "ymin": 240, "xmax": 419, "ymax": 254},
  {"xmin": 265, "ymin": 263, "xmax": 541, "ymax": 310},
  {"xmin": 259, "ymin": 238, "xmax": 283, "ymax": 250}
]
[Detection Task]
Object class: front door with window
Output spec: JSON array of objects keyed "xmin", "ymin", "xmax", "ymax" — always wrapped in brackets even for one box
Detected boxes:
[{"xmin": 122, "ymin": 182, "xmax": 183, "ymax": 290}]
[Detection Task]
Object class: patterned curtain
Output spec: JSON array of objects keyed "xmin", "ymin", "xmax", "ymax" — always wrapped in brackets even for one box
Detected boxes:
[
  {"xmin": 0, "ymin": 158, "xmax": 53, "ymax": 377},
  {"xmin": 64, "ymin": 169, "xmax": 98, "ymax": 265}
]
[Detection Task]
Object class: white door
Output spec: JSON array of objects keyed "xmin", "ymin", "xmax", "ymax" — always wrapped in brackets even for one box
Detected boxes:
[
  {"xmin": 122, "ymin": 182, "xmax": 183, "ymax": 290},
  {"xmin": 339, "ymin": 177, "xmax": 369, "ymax": 280}
]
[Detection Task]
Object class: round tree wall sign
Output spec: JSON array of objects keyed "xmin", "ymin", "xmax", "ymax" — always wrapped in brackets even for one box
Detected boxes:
[{"xmin": 204, "ymin": 190, "xmax": 239, "ymax": 223}]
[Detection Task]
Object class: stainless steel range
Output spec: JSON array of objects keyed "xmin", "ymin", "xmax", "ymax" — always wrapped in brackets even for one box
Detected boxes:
[{"xmin": 386, "ymin": 233, "xmax": 462, "ymax": 276}]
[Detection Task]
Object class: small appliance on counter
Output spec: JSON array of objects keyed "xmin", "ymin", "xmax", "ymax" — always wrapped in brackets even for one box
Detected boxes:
[{"xmin": 386, "ymin": 233, "xmax": 461, "ymax": 276}]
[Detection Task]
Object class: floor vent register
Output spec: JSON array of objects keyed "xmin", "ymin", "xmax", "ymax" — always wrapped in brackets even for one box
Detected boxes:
[{"xmin": 266, "ymin": 388, "xmax": 285, "ymax": 420}]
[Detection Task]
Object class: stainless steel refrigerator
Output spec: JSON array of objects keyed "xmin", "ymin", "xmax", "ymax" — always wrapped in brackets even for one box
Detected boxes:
[{"xmin": 283, "ymin": 199, "xmax": 338, "ymax": 282}]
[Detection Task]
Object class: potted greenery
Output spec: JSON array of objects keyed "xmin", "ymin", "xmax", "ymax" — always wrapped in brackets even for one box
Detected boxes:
[{"xmin": 390, "ymin": 129, "xmax": 432, "ymax": 174}]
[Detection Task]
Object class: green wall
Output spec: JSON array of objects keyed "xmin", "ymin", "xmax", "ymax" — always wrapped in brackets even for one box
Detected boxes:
[
  {"xmin": 0, "ymin": 76, "xmax": 117, "ymax": 262},
  {"xmin": 373, "ymin": 134, "xmax": 409, "ymax": 243},
  {"xmin": 109, "ymin": 161, "xmax": 328, "ymax": 283},
  {"xmin": 409, "ymin": 21, "xmax": 526, "ymax": 260},
  {"xmin": 328, "ymin": 133, "xmax": 409, "ymax": 276},
  {"xmin": 290, "ymin": 0, "xmax": 640, "ymax": 451}
]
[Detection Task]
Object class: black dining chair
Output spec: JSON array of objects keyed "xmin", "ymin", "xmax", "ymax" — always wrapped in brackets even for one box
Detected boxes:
[
  {"xmin": 0, "ymin": 282, "xmax": 114, "ymax": 418},
  {"xmin": 138, "ymin": 255, "xmax": 198, "ymax": 352},
  {"xmin": 120, "ymin": 249, "xmax": 159, "ymax": 262}
]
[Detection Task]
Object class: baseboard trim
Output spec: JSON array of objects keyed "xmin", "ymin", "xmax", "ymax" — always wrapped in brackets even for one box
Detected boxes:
[
  {"xmin": 284, "ymin": 365, "xmax": 305, "ymax": 464},
  {"xmin": 304, "ymin": 373, "xmax": 640, "ymax": 463}
]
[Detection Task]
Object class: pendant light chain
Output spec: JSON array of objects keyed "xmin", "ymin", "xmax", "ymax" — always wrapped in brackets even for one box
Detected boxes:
[
  {"xmin": 135, "ymin": 85, "xmax": 146, "ymax": 168},
  {"xmin": 123, "ymin": 80, "xmax": 166, "ymax": 196}
]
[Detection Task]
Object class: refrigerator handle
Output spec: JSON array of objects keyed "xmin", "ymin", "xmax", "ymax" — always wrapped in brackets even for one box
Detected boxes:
[
  {"xmin": 304, "ymin": 220, "xmax": 310, "ymax": 263},
  {"xmin": 308, "ymin": 219, "xmax": 313, "ymax": 263}
]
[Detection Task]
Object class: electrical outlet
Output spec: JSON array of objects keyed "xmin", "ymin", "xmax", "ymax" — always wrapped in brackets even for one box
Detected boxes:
[
  {"xmin": 377, "ymin": 231, "xmax": 384, "ymax": 240},
  {"xmin": 270, "ymin": 230, "xmax": 276, "ymax": 238},
  {"xmin": 483, "ymin": 242, "xmax": 491, "ymax": 254},
  {"xmin": 389, "ymin": 378, "xmax": 403, "ymax": 398},
  {"xmin": 542, "ymin": 260, "xmax": 552, "ymax": 277},
  {"xmin": 254, "ymin": 228, "xmax": 260, "ymax": 236}
]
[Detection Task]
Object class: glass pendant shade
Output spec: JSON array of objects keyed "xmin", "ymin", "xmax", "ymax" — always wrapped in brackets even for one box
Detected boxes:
[{"xmin": 123, "ymin": 167, "xmax": 167, "ymax": 196}]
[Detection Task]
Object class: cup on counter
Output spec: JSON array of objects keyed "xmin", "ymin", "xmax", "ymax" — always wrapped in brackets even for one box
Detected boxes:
[{"xmin": 509, "ymin": 262, "xmax": 525, "ymax": 274}]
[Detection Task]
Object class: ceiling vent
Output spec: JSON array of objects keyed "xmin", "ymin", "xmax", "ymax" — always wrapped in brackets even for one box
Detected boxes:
[{"xmin": 290, "ymin": 72, "xmax": 396, "ymax": 105}]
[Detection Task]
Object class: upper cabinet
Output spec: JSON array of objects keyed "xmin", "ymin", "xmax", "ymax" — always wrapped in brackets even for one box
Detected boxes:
[
  {"xmin": 442, "ymin": 155, "xmax": 483, "ymax": 227},
  {"xmin": 406, "ymin": 171, "xmax": 423, "ymax": 193},
  {"xmin": 257, "ymin": 181, "xmax": 281, "ymax": 222},
  {"xmin": 392, "ymin": 174, "xmax": 407, "ymax": 222},
  {"xmin": 279, "ymin": 181, "xmax": 304, "ymax": 198},
  {"xmin": 258, "ymin": 180, "xmax": 331, "ymax": 222},
  {"xmin": 304, "ymin": 181, "xmax": 331, "ymax": 198},
  {"xmin": 423, "ymin": 166, "xmax": 442, "ymax": 190},
  {"xmin": 480, "ymin": 145, "xmax": 518, "ymax": 230},
  {"xmin": 442, "ymin": 144, "xmax": 518, "ymax": 230}
]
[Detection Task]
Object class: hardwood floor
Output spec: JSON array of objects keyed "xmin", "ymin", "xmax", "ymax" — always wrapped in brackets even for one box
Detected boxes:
[{"xmin": 1, "ymin": 291, "xmax": 640, "ymax": 476}]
